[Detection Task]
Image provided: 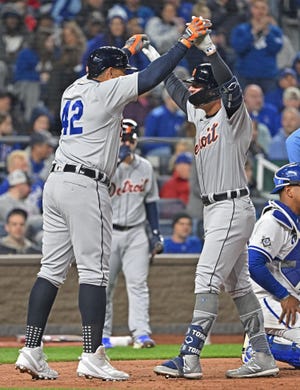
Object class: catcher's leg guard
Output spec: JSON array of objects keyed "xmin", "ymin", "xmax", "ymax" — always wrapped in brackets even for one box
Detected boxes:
[{"xmin": 267, "ymin": 335, "xmax": 300, "ymax": 368}]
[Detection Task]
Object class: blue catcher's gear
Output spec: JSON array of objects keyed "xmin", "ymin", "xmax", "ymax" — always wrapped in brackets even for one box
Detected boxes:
[
  {"xmin": 271, "ymin": 162, "xmax": 300, "ymax": 194},
  {"xmin": 185, "ymin": 63, "xmax": 220, "ymax": 105},
  {"xmin": 87, "ymin": 46, "xmax": 137, "ymax": 79}
]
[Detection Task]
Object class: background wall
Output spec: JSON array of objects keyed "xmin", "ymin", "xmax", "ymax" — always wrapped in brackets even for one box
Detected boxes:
[{"xmin": 0, "ymin": 255, "xmax": 242, "ymax": 336}]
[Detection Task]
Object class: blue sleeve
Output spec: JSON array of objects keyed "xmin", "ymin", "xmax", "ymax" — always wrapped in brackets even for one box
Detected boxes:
[
  {"xmin": 137, "ymin": 42, "xmax": 188, "ymax": 95},
  {"xmin": 248, "ymin": 248, "xmax": 289, "ymax": 300},
  {"xmin": 230, "ymin": 24, "xmax": 253, "ymax": 54},
  {"xmin": 145, "ymin": 201, "xmax": 159, "ymax": 232},
  {"xmin": 286, "ymin": 129, "xmax": 300, "ymax": 163}
]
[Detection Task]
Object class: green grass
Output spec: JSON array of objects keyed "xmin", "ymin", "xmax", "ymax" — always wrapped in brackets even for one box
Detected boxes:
[{"xmin": 0, "ymin": 344, "xmax": 242, "ymax": 364}]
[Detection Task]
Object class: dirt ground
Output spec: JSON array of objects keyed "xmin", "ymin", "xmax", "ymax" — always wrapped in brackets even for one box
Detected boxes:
[{"xmin": 1, "ymin": 334, "xmax": 299, "ymax": 389}]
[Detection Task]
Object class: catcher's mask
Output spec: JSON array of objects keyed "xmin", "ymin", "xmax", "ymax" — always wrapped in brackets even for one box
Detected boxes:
[
  {"xmin": 121, "ymin": 118, "xmax": 138, "ymax": 144},
  {"xmin": 185, "ymin": 63, "xmax": 220, "ymax": 106},
  {"xmin": 271, "ymin": 162, "xmax": 300, "ymax": 194}
]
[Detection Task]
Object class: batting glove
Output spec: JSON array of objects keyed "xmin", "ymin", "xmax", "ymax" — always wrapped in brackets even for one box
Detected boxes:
[
  {"xmin": 118, "ymin": 144, "xmax": 131, "ymax": 164},
  {"xmin": 124, "ymin": 34, "xmax": 150, "ymax": 55},
  {"xmin": 142, "ymin": 44, "xmax": 160, "ymax": 62},
  {"xmin": 194, "ymin": 27, "xmax": 216, "ymax": 56},
  {"xmin": 150, "ymin": 230, "xmax": 164, "ymax": 256},
  {"xmin": 179, "ymin": 16, "xmax": 210, "ymax": 49}
]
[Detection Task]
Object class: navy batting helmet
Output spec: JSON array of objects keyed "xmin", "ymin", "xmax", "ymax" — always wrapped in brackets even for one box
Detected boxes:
[
  {"xmin": 271, "ymin": 162, "xmax": 300, "ymax": 194},
  {"xmin": 87, "ymin": 46, "xmax": 137, "ymax": 79},
  {"xmin": 121, "ymin": 118, "xmax": 138, "ymax": 143},
  {"xmin": 185, "ymin": 63, "xmax": 220, "ymax": 105}
]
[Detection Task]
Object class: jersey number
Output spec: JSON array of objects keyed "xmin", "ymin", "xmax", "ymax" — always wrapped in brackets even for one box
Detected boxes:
[{"xmin": 61, "ymin": 100, "xmax": 83, "ymax": 135}]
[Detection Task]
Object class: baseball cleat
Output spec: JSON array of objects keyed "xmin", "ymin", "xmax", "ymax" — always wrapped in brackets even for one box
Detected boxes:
[
  {"xmin": 133, "ymin": 335, "xmax": 156, "ymax": 349},
  {"xmin": 226, "ymin": 351, "xmax": 279, "ymax": 378},
  {"xmin": 15, "ymin": 346, "xmax": 58, "ymax": 380},
  {"xmin": 77, "ymin": 345, "xmax": 129, "ymax": 381},
  {"xmin": 154, "ymin": 355, "xmax": 202, "ymax": 379}
]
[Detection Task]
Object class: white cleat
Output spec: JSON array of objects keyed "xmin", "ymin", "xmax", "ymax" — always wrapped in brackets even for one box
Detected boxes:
[
  {"xmin": 15, "ymin": 346, "xmax": 58, "ymax": 380},
  {"xmin": 226, "ymin": 352, "xmax": 279, "ymax": 378},
  {"xmin": 77, "ymin": 345, "xmax": 129, "ymax": 381}
]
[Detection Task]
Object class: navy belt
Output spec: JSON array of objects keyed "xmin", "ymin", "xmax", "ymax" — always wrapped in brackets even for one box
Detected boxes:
[
  {"xmin": 201, "ymin": 187, "xmax": 249, "ymax": 206},
  {"xmin": 113, "ymin": 224, "xmax": 136, "ymax": 231},
  {"xmin": 51, "ymin": 163, "xmax": 110, "ymax": 187}
]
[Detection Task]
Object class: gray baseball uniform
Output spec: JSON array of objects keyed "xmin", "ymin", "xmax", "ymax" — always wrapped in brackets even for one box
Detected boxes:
[
  {"xmin": 38, "ymin": 73, "xmax": 138, "ymax": 287},
  {"xmin": 104, "ymin": 154, "xmax": 159, "ymax": 338}
]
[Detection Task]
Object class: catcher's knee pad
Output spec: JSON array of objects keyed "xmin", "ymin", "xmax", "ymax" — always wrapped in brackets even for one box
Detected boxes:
[{"xmin": 267, "ymin": 334, "xmax": 300, "ymax": 368}]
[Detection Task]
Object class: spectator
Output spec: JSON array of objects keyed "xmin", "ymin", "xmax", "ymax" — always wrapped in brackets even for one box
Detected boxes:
[
  {"xmin": 168, "ymin": 138, "xmax": 193, "ymax": 173},
  {"xmin": 244, "ymin": 84, "xmax": 280, "ymax": 137},
  {"xmin": 268, "ymin": 107, "xmax": 300, "ymax": 160},
  {"xmin": 145, "ymin": 2, "xmax": 185, "ymax": 54},
  {"xmin": 0, "ymin": 170, "xmax": 43, "ymax": 244},
  {"xmin": 0, "ymin": 208, "xmax": 41, "ymax": 254},
  {"xmin": 264, "ymin": 67, "xmax": 298, "ymax": 113},
  {"xmin": 142, "ymin": 88, "xmax": 186, "ymax": 157},
  {"xmin": 286, "ymin": 128, "xmax": 300, "ymax": 163},
  {"xmin": 0, "ymin": 150, "xmax": 29, "ymax": 195},
  {"xmin": 26, "ymin": 130, "xmax": 57, "ymax": 183},
  {"xmin": 282, "ymin": 86, "xmax": 300, "ymax": 110},
  {"xmin": 108, "ymin": 0, "xmax": 155, "ymax": 30},
  {"xmin": 162, "ymin": 0, "xmax": 193, "ymax": 23},
  {"xmin": 123, "ymin": 91, "xmax": 156, "ymax": 132},
  {"xmin": 0, "ymin": 112, "xmax": 21, "ymax": 163},
  {"xmin": 75, "ymin": 0, "xmax": 105, "ymax": 38},
  {"xmin": 292, "ymin": 52, "xmax": 300, "ymax": 85},
  {"xmin": 164, "ymin": 211, "xmax": 203, "ymax": 254},
  {"xmin": 160, "ymin": 151, "xmax": 192, "ymax": 205},
  {"xmin": 51, "ymin": 0, "xmax": 82, "ymax": 26},
  {"xmin": 0, "ymin": 89, "xmax": 25, "ymax": 134},
  {"xmin": 27, "ymin": 107, "xmax": 52, "ymax": 134},
  {"xmin": 248, "ymin": 119, "xmax": 270, "ymax": 159},
  {"xmin": 46, "ymin": 21, "xmax": 86, "ymax": 133},
  {"xmin": 230, "ymin": 0, "xmax": 283, "ymax": 93},
  {"xmin": 0, "ymin": 3, "xmax": 30, "ymax": 87}
]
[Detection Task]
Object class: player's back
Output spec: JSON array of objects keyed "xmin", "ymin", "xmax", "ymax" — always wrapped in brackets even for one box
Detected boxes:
[{"xmin": 55, "ymin": 73, "xmax": 138, "ymax": 178}]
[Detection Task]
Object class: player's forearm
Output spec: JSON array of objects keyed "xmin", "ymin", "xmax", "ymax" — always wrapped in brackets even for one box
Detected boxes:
[
  {"xmin": 248, "ymin": 249, "xmax": 289, "ymax": 300},
  {"xmin": 207, "ymin": 51, "xmax": 232, "ymax": 86},
  {"xmin": 145, "ymin": 201, "xmax": 159, "ymax": 232},
  {"xmin": 164, "ymin": 73, "xmax": 189, "ymax": 114},
  {"xmin": 137, "ymin": 42, "xmax": 188, "ymax": 95}
]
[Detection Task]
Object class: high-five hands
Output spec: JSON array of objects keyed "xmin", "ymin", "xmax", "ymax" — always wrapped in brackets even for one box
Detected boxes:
[{"xmin": 179, "ymin": 16, "xmax": 211, "ymax": 48}]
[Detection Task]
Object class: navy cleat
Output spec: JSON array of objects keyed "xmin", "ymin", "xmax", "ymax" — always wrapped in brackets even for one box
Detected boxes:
[{"xmin": 154, "ymin": 354, "xmax": 202, "ymax": 379}]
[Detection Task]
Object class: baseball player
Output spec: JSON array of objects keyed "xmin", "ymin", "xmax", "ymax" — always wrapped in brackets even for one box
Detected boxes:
[
  {"xmin": 143, "ymin": 21, "xmax": 279, "ymax": 379},
  {"xmin": 242, "ymin": 163, "xmax": 300, "ymax": 369},
  {"xmin": 103, "ymin": 118, "xmax": 163, "ymax": 349},
  {"xmin": 15, "ymin": 18, "xmax": 210, "ymax": 381}
]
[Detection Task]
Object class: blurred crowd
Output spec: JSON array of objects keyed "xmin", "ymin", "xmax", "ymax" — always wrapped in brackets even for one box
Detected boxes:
[{"xmin": 0, "ymin": 0, "xmax": 299, "ymax": 253}]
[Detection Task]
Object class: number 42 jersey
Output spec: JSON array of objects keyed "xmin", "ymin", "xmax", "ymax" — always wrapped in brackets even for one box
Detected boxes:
[{"xmin": 54, "ymin": 74, "xmax": 138, "ymax": 179}]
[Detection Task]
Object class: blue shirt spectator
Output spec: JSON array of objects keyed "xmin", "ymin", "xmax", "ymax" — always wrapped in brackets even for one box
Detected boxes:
[
  {"xmin": 268, "ymin": 107, "xmax": 300, "ymax": 160},
  {"xmin": 163, "ymin": 211, "xmax": 203, "ymax": 254},
  {"xmin": 286, "ymin": 128, "xmax": 300, "ymax": 162},
  {"xmin": 230, "ymin": 0, "xmax": 283, "ymax": 93},
  {"xmin": 142, "ymin": 89, "xmax": 186, "ymax": 156},
  {"xmin": 108, "ymin": 1, "xmax": 155, "ymax": 30}
]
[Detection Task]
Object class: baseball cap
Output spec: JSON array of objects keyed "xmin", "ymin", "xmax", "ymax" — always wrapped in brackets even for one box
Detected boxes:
[
  {"xmin": 8, "ymin": 170, "xmax": 31, "ymax": 187},
  {"xmin": 278, "ymin": 68, "xmax": 297, "ymax": 80},
  {"xmin": 30, "ymin": 130, "xmax": 57, "ymax": 148},
  {"xmin": 175, "ymin": 152, "xmax": 193, "ymax": 165}
]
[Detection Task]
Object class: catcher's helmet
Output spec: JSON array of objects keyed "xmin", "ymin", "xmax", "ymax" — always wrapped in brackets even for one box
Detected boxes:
[
  {"xmin": 121, "ymin": 118, "xmax": 138, "ymax": 143},
  {"xmin": 87, "ymin": 46, "xmax": 137, "ymax": 79},
  {"xmin": 271, "ymin": 162, "xmax": 300, "ymax": 194},
  {"xmin": 185, "ymin": 63, "xmax": 220, "ymax": 105}
]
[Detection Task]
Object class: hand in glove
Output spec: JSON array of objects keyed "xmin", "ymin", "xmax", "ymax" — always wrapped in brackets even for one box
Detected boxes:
[
  {"xmin": 179, "ymin": 16, "xmax": 211, "ymax": 48},
  {"xmin": 124, "ymin": 34, "xmax": 150, "ymax": 55},
  {"xmin": 150, "ymin": 230, "xmax": 164, "ymax": 257},
  {"xmin": 118, "ymin": 144, "xmax": 131, "ymax": 164},
  {"xmin": 142, "ymin": 44, "xmax": 160, "ymax": 62},
  {"xmin": 194, "ymin": 23, "xmax": 216, "ymax": 56}
]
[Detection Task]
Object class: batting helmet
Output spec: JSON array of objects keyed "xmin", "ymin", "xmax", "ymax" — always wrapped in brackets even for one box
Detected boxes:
[
  {"xmin": 271, "ymin": 162, "xmax": 300, "ymax": 194},
  {"xmin": 185, "ymin": 63, "xmax": 220, "ymax": 105},
  {"xmin": 121, "ymin": 118, "xmax": 138, "ymax": 143},
  {"xmin": 87, "ymin": 46, "xmax": 137, "ymax": 79}
]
